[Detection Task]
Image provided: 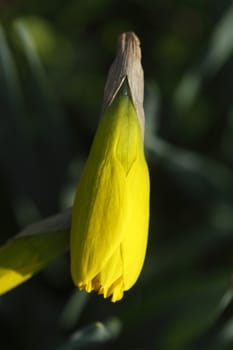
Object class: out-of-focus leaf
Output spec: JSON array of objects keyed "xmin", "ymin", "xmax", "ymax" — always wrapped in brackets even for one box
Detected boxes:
[
  {"xmin": 13, "ymin": 19, "xmax": 60, "ymax": 115},
  {"xmin": 150, "ymin": 227, "xmax": 232, "ymax": 278},
  {"xmin": 147, "ymin": 136, "xmax": 233, "ymax": 202},
  {"xmin": 0, "ymin": 19, "xmax": 74, "ymax": 219},
  {"xmin": 192, "ymin": 290, "xmax": 233, "ymax": 350},
  {"xmin": 222, "ymin": 106, "xmax": 233, "ymax": 162},
  {"xmin": 122, "ymin": 269, "xmax": 230, "ymax": 350},
  {"xmin": 0, "ymin": 209, "xmax": 71, "ymax": 295},
  {"xmin": 58, "ymin": 318, "xmax": 122, "ymax": 350},
  {"xmin": 144, "ymin": 82, "xmax": 161, "ymax": 138},
  {"xmin": 0, "ymin": 25, "xmax": 24, "ymax": 116},
  {"xmin": 60, "ymin": 290, "xmax": 89, "ymax": 330},
  {"xmin": 173, "ymin": 2, "xmax": 233, "ymax": 111},
  {"xmin": 157, "ymin": 281, "xmax": 229, "ymax": 350},
  {"xmin": 218, "ymin": 317, "xmax": 233, "ymax": 348}
]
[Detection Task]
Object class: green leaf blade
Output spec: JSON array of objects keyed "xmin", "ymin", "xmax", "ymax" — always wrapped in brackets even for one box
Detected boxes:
[{"xmin": 0, "ymin": 210, "xmax": 71, "ymax": 295}]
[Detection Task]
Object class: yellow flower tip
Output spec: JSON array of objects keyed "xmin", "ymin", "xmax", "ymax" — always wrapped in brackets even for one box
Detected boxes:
[
  {"xmin": 107, "ymin": 276, "xmax": 124, "ymax": 302},
  {"xmin": 78, "ymin": 281, "xmax": 93, "ymax": 293},
  {"xmin": 97, "ymin": 286, "xmax": 105, "ymax": 296},
  {"xmin": 76, "ymin": 275, "xmax": 125, "ymax": 302}
]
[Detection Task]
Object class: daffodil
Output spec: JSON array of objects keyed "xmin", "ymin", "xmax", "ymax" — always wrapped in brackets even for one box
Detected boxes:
[
  {"xmin": 71, "ymin": 33, "xmax": 150, "ymax": 302},
  {"xmin": 0, "ymin": 32, "xmax": 149, "ymax": 302}
]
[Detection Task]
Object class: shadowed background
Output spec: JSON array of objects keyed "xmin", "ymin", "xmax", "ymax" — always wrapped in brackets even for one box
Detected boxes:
[{"xmin": 0, "ymin": 0, "xmax": 233, "ymax": 349}]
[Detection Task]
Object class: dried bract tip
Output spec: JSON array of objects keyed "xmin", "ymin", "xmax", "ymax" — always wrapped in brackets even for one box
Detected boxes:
[{"xmin": 103, "ymin": 32, "xmax": 145, "ymax": 134}]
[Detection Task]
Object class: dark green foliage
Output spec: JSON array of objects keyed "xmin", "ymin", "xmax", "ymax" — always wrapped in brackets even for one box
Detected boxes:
[{"xmin": 0, "ymin": 1, "xmax": 232, "ymax": 349}]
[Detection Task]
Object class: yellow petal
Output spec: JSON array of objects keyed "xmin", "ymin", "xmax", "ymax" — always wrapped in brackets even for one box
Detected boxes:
[
  {"xmin": 71, "ymin": 156, "xmax": 127, "ymax": 285},
  {"xmin": 94, "ymin": 247, "xmax": 123, "ymax": 300},
  {"xmin": 71, "ymin": 94, "xmax": 134, "ymax": 286},
  {"xmin": 121, "ymin": 154, "xmax": 150, "ymax": 290},
  {"xmin": 96, "ymin": 248, "xmax": 122, "ymax": 289}
]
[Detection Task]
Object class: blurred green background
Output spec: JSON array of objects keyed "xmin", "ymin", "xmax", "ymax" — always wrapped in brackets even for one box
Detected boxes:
[{"xmin": 0, "ymin": 0, "xmax": 233, "ymax": 349}]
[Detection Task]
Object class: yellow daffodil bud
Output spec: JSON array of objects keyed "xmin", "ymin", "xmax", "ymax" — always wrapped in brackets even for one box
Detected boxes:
[{"xmin": 71, "ymin": 32, "xmax": 150, "ymax": 302}]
